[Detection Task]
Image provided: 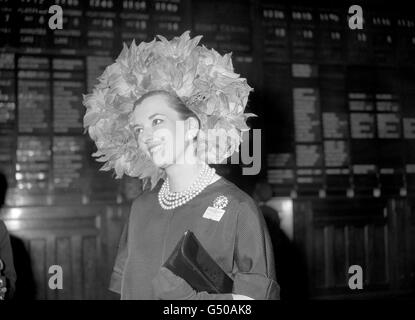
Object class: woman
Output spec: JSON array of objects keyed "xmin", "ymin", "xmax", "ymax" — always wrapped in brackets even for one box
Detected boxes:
[{"xmin": 83, "ymin": 32, "xmax": 279, "ymax": 300}]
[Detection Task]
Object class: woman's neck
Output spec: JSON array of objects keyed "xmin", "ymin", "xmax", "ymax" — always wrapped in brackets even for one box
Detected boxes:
[
  {"xmin": 165, "ymin": 162, "xmax": 204, "ymax": 192},
  {"xmin": 164, "ymin": 144, "xmax": 221, "ymax": 192}
]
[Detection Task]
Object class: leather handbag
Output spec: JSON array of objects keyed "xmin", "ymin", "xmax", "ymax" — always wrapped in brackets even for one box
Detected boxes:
[{"xmin": 163, "ymin": 230, "xmax": 234, "ymax": 294}]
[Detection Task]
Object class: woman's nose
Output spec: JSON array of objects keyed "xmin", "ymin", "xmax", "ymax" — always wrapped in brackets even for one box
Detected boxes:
[{"xmin": 140, "ymin": 127, "xmax": 153, "ymax": 143}]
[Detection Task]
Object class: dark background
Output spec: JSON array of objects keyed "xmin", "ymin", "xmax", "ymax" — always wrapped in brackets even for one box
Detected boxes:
[{"xmin": 0, "ymin": 0, "xmax": 414, "ymax": 299}]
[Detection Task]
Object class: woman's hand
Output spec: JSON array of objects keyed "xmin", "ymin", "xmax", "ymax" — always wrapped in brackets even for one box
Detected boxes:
[
  {"xmin": 152, "ymin": 267, "xmax": 241, "ymax": 300},
  {"xmin": 152, "ymin": 267, "xmax": 234, "ymax": 300},
  {"xmin": 232, "ymin": 294, "xmax": 254, "ymax": 300},
  {"xmin": 152, "ymin": 267, "xmax": 197, "ymax": 300}
]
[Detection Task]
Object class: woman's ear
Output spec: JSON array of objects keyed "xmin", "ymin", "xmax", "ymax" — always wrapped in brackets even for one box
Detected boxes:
[{"xmin": 186, "ymin": 117, "xmax": 199, "ymax": 141}]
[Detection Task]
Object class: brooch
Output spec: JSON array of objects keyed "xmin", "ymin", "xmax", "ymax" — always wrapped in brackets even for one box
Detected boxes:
[
  {"xmin": 212, "ymin": 195, "xmax": 228, "ymax": 210},
  {"xmin": 203, "ymin": 195, "xmax": 229, "ymax": 222}
]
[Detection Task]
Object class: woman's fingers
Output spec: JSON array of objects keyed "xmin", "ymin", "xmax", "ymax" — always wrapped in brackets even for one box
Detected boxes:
[{"xmin": 232, "ymin": 294, "xmax": 254, "ymax": 300}]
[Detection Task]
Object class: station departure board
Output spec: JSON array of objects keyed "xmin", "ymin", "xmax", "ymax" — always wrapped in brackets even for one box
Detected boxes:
[
  {"xmin": 262, "ymin": 3, "xmax": 415, "ymax": 198},
  {"xmin": 1, "ymin": 0, "xmax": 415, "ymax": 204},
  {"xmin": 0, "ymin": 0, "xmax": 255, "ymax": 205}
]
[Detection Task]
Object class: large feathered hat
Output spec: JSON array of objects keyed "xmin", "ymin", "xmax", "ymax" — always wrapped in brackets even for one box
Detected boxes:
[{"xmin": 83, "ymin": 31, "xmax": 254, "ymax": 189}]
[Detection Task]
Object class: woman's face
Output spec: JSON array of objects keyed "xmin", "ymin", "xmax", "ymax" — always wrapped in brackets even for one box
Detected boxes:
[{"xmin": 130, "ymin": 94, "xmax": 189, "ymax": 168}]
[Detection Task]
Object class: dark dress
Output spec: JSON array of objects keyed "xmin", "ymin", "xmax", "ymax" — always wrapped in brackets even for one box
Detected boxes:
[{"xmin": 109, "ymin": 177, "xmax": 280, "ymax": 300}]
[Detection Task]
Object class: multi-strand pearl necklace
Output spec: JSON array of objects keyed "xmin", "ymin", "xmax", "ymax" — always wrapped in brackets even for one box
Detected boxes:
[{"xmin": 158, "ymin": 164, "xmax": 216, "ymax": 210}]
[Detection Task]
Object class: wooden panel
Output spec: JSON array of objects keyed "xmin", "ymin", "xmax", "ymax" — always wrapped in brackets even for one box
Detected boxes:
[
  {"xmin": 348, "ymin": 226, "xmax": 366, "ymax": 284},
  {"xmin": 56, "ymin": 237, "xmax": 72, "ymax": 300},
  {"xmin": 333, "ymin": 226, "xmax": 347, "ymax": 287},
  {"xmin": 30, "ymin": 239, "xmax": 47, "ymax": 300},
  {"xmin": 410, "ymin": 223, "xmax": 415, "ymax": 288},
  {"xmin": 323, "ymin": 226, "xmax": 334, "ymax": 288},
  {"xmin": 71, "ymin": 235, "xmax": 83, "ymax": 300},
  {"xmin": 367, "ymin": 225, "xmax": 387, "ymax": 285},
  {"xmin": 46, "ymin": 236, "xmax": 56, "ymax": 300},
  {"xmin": 83, "ymin": 236, "xmax": 98, "ymax": 300},
  {"xmin": 1, "ymin": 204, "xmax": 130, "ymax": 300},
  {"xmin": 313, "ymin": 227, "xmax": 325, "ymax": 288},
  {"xmin": 293, "ymin": 198, "xmax": 413, "ymax": 298}
]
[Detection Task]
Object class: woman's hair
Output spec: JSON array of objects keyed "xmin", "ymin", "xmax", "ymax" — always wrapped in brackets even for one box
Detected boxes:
[{"xmin": 133, "ymin": 90, "xmax": 201, "ymax": 128}]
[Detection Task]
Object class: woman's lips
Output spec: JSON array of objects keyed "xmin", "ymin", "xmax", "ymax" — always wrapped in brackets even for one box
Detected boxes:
[{"xmin": 148, "ymin": 143, "xmax": 163, "ymax": 154}]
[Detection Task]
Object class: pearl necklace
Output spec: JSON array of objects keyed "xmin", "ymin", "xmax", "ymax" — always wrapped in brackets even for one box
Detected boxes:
[{"xmin": 158, "ymin": 164, "xmax": 216, "ymax": 210}]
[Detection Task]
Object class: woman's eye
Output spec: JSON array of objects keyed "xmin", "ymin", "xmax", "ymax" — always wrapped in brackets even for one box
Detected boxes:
[{"xmin": 152, "ymin": 118, "xmax": 163, "ymax": 126}]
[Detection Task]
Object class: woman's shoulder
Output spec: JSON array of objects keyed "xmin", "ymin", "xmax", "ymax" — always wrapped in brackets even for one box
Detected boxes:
[
  {"xmin": 0, "ymin": 219, "xmax": 7, "ymax": 233},
  {"xmin": 0, "ymin": 219, "xmax": 9, "ymax": 243},
  {"xmin": 130, "ymin": 182, "xmax": 161, "ymax": 210},
  {"xmin": 213, "ymin": 179, "xmax": 269, "ymax": 232},
  {"xmin": 213, "ymin": 178, "xmax": 258, "ymax": 213}
]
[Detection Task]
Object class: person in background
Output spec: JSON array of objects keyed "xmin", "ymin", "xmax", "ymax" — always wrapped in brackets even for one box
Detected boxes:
[
  {"xmin": 0, "ymin": 172, "xmax": 17, "ymax": 300},
  {"xmin": 253, "ymin": 180, "xmax": 309, "ymax": 300}
]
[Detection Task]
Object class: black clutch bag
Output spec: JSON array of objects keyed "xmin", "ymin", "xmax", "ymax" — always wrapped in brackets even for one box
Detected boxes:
[{"xmin": 163, "ymin": 230, "xmax": 234, "ymax": 294}]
